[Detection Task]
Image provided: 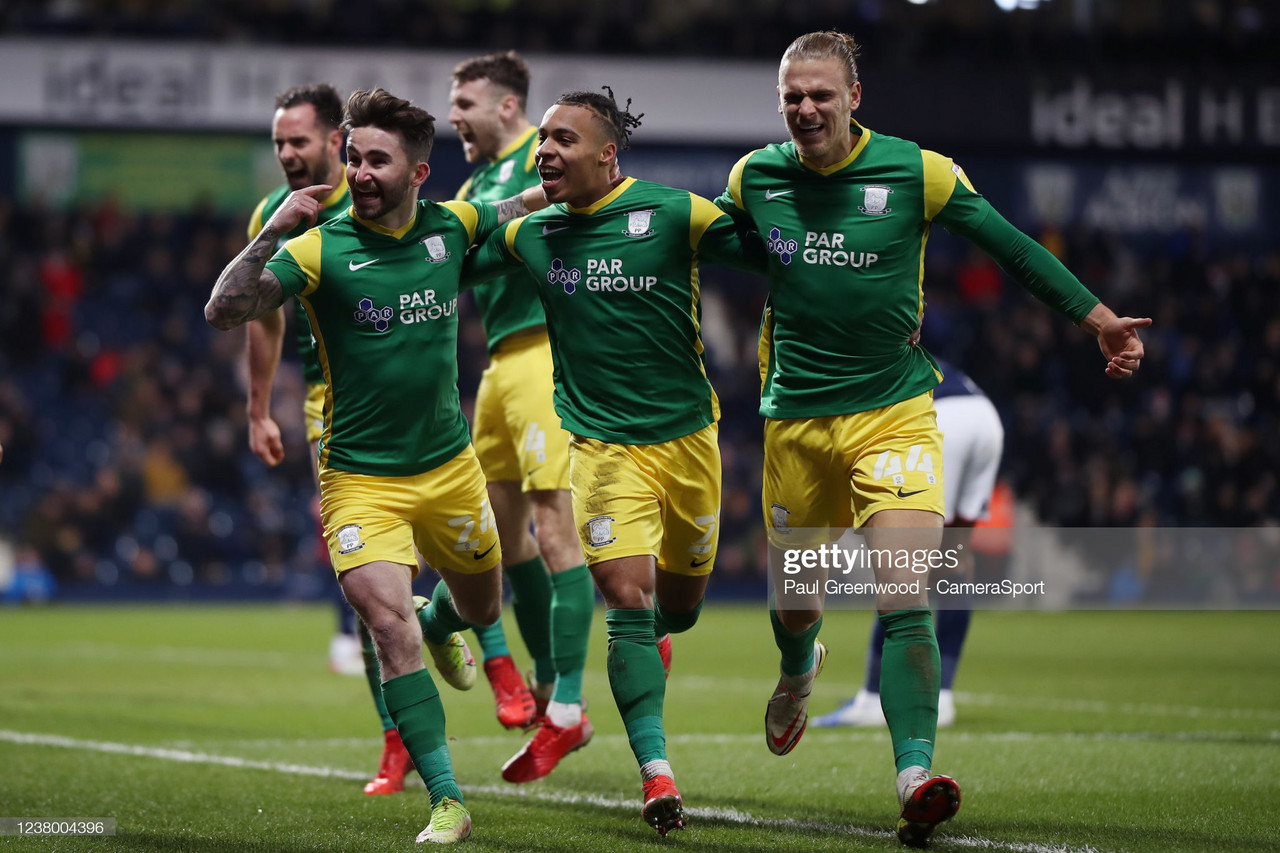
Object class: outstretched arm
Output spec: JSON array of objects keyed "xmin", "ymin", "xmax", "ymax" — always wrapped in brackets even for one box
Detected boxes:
[
  {"xmin": 246, "ymin": 309, "xmax": 286, "ymax": 465},
  {"xmin": 206, "ymin": 184, "xmax": 330, "ymax": 330}
]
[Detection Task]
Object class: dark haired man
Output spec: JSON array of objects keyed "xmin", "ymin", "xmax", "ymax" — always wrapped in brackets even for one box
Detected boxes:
[
  {"xmin": 208, "ymin": 87, "xmax": 543, "ymax": 845},
  {"xmin": 448, "ymin": 52, "xmax": 596, "ymax": 785},
  {"xmin": 465, "ymin": 88, "xmax": 764, "ymax": 836}
]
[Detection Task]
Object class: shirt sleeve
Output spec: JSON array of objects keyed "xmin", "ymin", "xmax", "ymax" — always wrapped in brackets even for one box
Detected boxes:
[
  {"xmin": 247, "ymin": 196, "xmax": 269, "ymax": 241},
  {"xmin": 265, "ymin": 227, "xmax": 322, "ymax": 299},
  {"xmin": 441, "ymin": 198, "xmax": 501, "ymax": 246},
  {"xmin": 460, "ymin": 218, "xmax": 527, "ymax": 291},
  {"xmin": 689, "ymin": 193, "xmax": 768, "ymax": 274},
  {"xmin": 712, "ymin": 151, "xmax": 758, "ymax": 229},
  {"xmin": 926, "ymin": 150, "xmax": 1100, "ymax": 324}
]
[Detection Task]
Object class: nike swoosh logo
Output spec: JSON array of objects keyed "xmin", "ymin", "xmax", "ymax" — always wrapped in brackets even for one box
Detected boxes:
[
  {"xmin": 542, "ymin": 225, "xmax": 570, "ymax": 235},
  {"xmin": 689, "ymin": 557, "xmax": 712, "ymax": 568},
  {"xmin": 349, "ymin": 259, "xmax": 379, "ymax": 271},
  {"xmin": 770, "ymin": 709, "xmax": 804, "ymax": 751},
  {"xmin": 764, "ymin": 189, "xmax": 794, "ymax": 200},
  {"xmin": 897, "ymin": 487, "xmax": 927, "ymax": 498},
  {"xmin": 473, "ymin": 543, "xmax": 496, "ymax": 560}
]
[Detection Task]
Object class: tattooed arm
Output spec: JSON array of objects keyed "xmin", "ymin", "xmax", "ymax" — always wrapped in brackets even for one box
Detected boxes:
[
  {"xmin": 205, "ymin": 227, "xmax": 286, "ymax": 330},
  {"xmin": 206, "ymin": 184, "xmax": 330, "ymax": 331},
  {"xmin": 491, "ymin": 185, "xmax": 551, "ymax": 225}
]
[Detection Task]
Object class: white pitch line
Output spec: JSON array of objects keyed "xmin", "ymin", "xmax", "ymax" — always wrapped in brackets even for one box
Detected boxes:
[{"xmin": 1, "ymin": 729, "xmax": 1103, "ymax": 853}]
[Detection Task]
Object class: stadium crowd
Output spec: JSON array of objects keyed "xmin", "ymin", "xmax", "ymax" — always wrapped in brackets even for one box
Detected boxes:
[
  {"xmin": 1, "ymin": 188, "xmax": 1276, "ymax": 598},
  {"xmin": 2, "ymin": 0, "xmax": 1272, "ymax": 68}
]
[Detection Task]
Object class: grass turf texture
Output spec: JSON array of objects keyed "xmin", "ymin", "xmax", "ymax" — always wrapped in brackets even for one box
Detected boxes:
[{"xmin": 1, "ymin": 606, "xmax": 1276, "ymax": 852}]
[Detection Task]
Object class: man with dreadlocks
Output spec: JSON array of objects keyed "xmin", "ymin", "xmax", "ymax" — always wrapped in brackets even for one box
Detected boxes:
[
  {"xmin": 464, "ymin": 87, "xmax": 765, "ymax": 836},
  {"xmin": 715, "ymin": 30, "xmax": 1150, "ymax": 848}
]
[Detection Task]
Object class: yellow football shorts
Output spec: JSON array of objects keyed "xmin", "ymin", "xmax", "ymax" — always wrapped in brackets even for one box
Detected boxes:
[
  {"xmin": 569, "ymin": 422, "xmax": 721, "ymax": 575},
  {"xmin": 763, "ymin": 392, "xmax": 945, "ymax": 546},
  {"xmin": 317, "ymin": 443, "xmax": 502, "ymax": 576},
  {"xmin": 472, "ymin": 330, "xmax": 571, "ymax": 492},
  {"xmin": 304, "ymin": 382, "xmax": 326, "ymax": 445}
]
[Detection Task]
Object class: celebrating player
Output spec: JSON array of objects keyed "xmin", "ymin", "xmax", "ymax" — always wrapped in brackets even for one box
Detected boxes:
[
  {"xmin": 813, "ymin": 359, "xmax": 1004, "ymax": 730},
  {"xmin": 448, "ymin": 51, "xmax": 596, "ymax": 782},
  {"xmin": 464, "ymin": 88, "xmax": 764, "ymax": 835},
  {"xmin": 241, "ymin": 82, "xmax": 419, "ymax": 799},
  {"xmin": 715, "ymin": 31, "xmax": 1149, "ymax": 847},
  {"xmin": 208, "ymin": 87, "xmax": 542, "ymax": 845}
]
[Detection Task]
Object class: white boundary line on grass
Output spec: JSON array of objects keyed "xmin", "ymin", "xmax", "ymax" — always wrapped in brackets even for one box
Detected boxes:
[{"xmin": 0, "ymin": 728, "xmax": 1103, "ymax": 853}]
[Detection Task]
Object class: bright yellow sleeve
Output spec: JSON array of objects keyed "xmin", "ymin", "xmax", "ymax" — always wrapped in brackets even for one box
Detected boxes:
[
  {"xmin": 921, "ymin": 149, "xmax": 977, "ymax": 222},
  {"xmin": 440, "ymin": 200, "xmax": 479, "ymax": 244},
  {"xmin": 247, "ymin": 195, "xmax": 269, "ymax": 241},
  {"xmin": 281, "ymin": 228, "xmax": 323, "ymax": 297},
  {"xmin": 688, "ymin": 193, "xmax": 728, "ymax": 251}
]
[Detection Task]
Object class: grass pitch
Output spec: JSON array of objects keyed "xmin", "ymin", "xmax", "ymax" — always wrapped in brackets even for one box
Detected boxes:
[{"xmin": 1, "ymin": 604, "xmax": 1277, "ymax": 852}]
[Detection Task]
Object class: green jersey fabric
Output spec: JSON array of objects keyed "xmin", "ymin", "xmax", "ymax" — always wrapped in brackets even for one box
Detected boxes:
[
  {"xmin": 717, "ymin": 122, "xmax": 1099, "ymax": 420},
  {"xmin": 465, "ymin": 177, "xmax": 764, "ymax": 445},
  {"xmin": 454, "ymin": 126, "xmax": 546, "ymax": 352},
  {"xmin": 248, "ymin": 182, "xmax": 351, "ymax": 384},
  {"xmin": 266, "ymin": 199, "xmax": 498, "ymax": 476}
]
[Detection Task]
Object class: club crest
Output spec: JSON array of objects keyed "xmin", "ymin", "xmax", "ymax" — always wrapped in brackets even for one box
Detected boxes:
[
  {"xmin": 623, "ymin": 209, "xmax": 655, "ymax": 238},
  {"xmin": 422, "ymin": 234, "xmax": 450, "ymax": 263},
  {"xmin": 586, "ymin": 515, "xmax": 616, "ymax": 547},
  {"xmin": 337, "ymin": 524, "xmax": 364, "ymax": 554},
  {"xmin": 858, "ymin": 185, "xmax": 893, "ymax": 216},
  {"xmin": 497, "ymin": 159, "xmax": 516, "ymax": 184},
  {"xmin": 770, "ymin": 503, "xmax": 791, "ymax": 534}
]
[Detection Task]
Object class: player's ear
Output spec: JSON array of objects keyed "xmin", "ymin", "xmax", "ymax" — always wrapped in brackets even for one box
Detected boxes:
[
  {"xmin": 411, "ymin": 162, "xmax": 431, "ymax": 188},
  {"xmin": 328, "ymin": 129, "xmax": 344, "ymax": 154},
  {"xmin": 849, "ymin": 81, "xmax": 863, "ymax": 112},
  {"xmin": 500, "ymin": 93, "xmax": 519, "ymax": 120},
  {"xmin": 599, "ymin": 141, "xmax": 617, "ymax": 169}
]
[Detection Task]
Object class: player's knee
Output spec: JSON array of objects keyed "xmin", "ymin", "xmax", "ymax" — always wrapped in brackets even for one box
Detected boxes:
[{"xmin": 455, "ymin": 595, "xmax": 502, "ymax": 629}]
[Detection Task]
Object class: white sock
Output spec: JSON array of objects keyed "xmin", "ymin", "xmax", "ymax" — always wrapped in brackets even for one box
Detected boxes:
[
  {"xmin": 545, "ymin": 699, "xmax": 582, "ymax": 728},
  {"xmin": 640, "ymin": 759, "xmax": 674, "ymax": 783}
]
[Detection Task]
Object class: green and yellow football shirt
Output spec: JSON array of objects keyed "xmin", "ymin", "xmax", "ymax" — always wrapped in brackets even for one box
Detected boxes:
[
  {"xmin": 266, "ymin": 198, "xmax": 498, "ymax": 476},
  {"xmin": 455, "ymin": 125, "xmax": 546, "ymax": 352},
  {"xmin": 717, "ymin": 121, "xmax": 1099, "ymax": 420},
  {"xmin": 248, "ymin": 182, "xmax": 351, "ymax": 384},
  {"xmin": 465, "ymin": 177, "xmax": 764, "ymax": 445}
]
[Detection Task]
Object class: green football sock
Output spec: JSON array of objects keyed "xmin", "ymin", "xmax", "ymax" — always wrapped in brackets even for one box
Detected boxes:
[
  {"xmin": 770, "ymin": 606, "xmax": 823, "ymax": 677},
  {"xmin": 507, "ymin": 555, "xmax": 555, "ymax": 685},
  {"xmin": 654, "ymin": 598, "xmax": 702, "ymax": 636},
  {"xmin": 472, "ymin": 616, "xmax": 510, "ymax": 662},
  {"xmin": 418, "ymin": 579, "xmax": 470, "ymax": 646},
  {"xmin": 359, "ymin": 621, "xmax": 395, "ymax": 731},
  {"xmin": 879, "ymin": 608, "xmax": 940, "ymax": 773},
  {"xmin": 549, "ymin": 564, "xmax": 592, "ymax": 705},
  {"xmin": 381, "ymin": 669, "xmax": 463, "ymax": 807},
  {"xmin": 605, "ymin": 608, "xmax": 667, "ymax": 766}
]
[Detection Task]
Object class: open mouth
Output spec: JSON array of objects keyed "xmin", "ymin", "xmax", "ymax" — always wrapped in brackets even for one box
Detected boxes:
[{"xmin": 538, "ymin": 165, "xmax": 564, "ymax": 191}]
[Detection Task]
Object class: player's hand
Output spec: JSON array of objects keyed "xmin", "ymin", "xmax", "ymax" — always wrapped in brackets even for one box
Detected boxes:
[
  {"xmin": 248, "ymin": 415, "xmax": 285, "ymax": 466},
  {"xmin": 266, "ymin": 184, "xmax": 332, "ymax": 234},
  {"xmin": 1098, "ymin": 315, "xmax": 1152, "ymax": 379}
]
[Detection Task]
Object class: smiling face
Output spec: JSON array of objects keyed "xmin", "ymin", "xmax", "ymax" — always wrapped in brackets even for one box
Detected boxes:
[
  {"xmin": 345, "ymin": 126, "xmax": 429, "ymax": 225},
  {"xmin": 535, "ymin": 103, "xmax": 617, "ymax": 208},
  {"xmin": 448, "ymin": 77, "xmax": 512, "ymax": 163},
  {"xmin": 272, "ymin": 103, "xmax": 342, "ymax": 191},
  {"xmin": 778, "ymin": 56, "xmax": 862, "ymax": 169}
]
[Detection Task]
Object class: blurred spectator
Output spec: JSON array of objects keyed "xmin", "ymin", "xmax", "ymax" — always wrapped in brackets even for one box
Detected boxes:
[{"xmin": 0, "ymin": 191, "xmax": 1278, "ymax": 599}]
